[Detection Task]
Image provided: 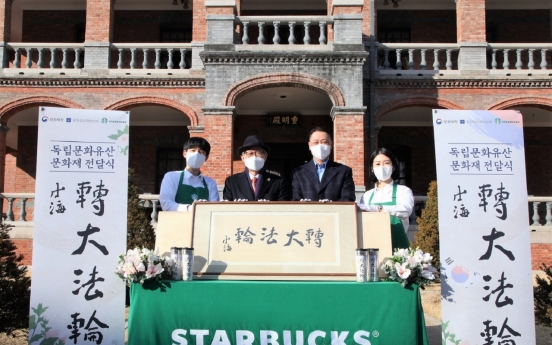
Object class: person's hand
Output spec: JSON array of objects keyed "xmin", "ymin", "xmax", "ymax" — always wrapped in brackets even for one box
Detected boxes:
[
  {"xmin": 257, "ymin": 199, "xmax": 269, "ymax": 202},
  {"xmin": 318, "ymin": 199, "xmax": 332, "ymax": 203},
  {"xmin": 300, "ymin": 199, "xmax": 312, "ymax": 202}
]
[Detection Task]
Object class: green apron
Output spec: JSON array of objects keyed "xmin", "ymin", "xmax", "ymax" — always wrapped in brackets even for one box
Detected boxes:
[
  {"xmin": 368, "ymin": 183, "xmax": 411, "ymax": 250},
  {"xmin": 174, "ymin": 171, "xmax": 209, "ymax": 205}
]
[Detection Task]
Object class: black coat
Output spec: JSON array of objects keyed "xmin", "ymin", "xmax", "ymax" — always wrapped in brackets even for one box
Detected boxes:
[
  {"xmin": 223, "ymin": 169, "xmax": 289, "ymax": 201},
  {"xmin": 291, "ymin": 159, "xmax": 356, "ymax": 201}
]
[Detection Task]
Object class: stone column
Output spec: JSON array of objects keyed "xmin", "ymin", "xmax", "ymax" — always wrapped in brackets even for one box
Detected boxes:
[
  {"xmin": 456, "ymin": 0, "xmax": 487, "ymax": 73},
  {"xmin": 201, "ymin": 107, "xmax": 234, "ymax": 189},
  {"xmin": 331, "ymin": 106, "xmax": 367, "ymax": 200},
  {"xmin": 84, "ymin": 0, "xmax": 115, "ymax": 70},
  {"xmin": 0, "ymin": 123, "xmax": 9, "ymax": 193},
  {"xmin": 331, "ymin": 0, "xmax": 364, "ymax": 51},
  {"xmin": 0, "ymin": 0, "xmax": 14, "ymax": 68}
]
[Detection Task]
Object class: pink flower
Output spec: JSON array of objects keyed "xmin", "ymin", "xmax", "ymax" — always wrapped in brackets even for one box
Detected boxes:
[
  {"xmin": 395, "ymin": 262, "xmax": 411, "ymax": 279},
  {"xmin": 145, "ymin": 263, "xmax": 164, "ymax": 279}
]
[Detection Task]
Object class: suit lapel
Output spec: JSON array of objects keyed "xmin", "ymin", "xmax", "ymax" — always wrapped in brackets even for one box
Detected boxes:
[
  {"xmin": 239, "ymin": 171, "xmax": 255, "ymax": 200},
  {"xmin": 319, "ymin": 161, "xmax": 337, "ymax": 191}
]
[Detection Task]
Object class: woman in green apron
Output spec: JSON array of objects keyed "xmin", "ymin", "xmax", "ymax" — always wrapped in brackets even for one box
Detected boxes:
[
  {"xmin": 357, "ymin": 148, "xmax": 414, "ymax": 250},
  {"xmin": 159, "ymin": 137, "xmax": 219, "ymax": 212}
]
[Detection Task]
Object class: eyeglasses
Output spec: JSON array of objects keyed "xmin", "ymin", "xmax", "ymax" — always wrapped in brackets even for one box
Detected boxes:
[{"xmin": 242, "ymin": 150, "xmax": 265, "ymax": 158}]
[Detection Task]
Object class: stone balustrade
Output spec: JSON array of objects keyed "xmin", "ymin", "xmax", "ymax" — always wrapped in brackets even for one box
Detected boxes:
[
  {"xmin": 377, "ymin": 43, "xmax": 460, "ymax": 71},
  {"xmin": 111, "ymin": 43, "xmax": 192, "ymax": 70},
  {"xmin": 6, "ymin": 43, "xmax": 85, "ymax": 69},
  {"xmin": 487, "ymin": 44, "xmax": 552, "ymax": 71},
  {"xmin": 0, "ymin": 193, "xmax": 35, "ymax": 222},
  {"xmin": 235, "ymin": 16, "xmax": 333, "ymax": 46},
  {"xmin": 528, "ymin": 197, "xmax": 552, "ymax": 228},
  {"xmin": 4, "ymin": 43, "xmax": 192, "ymax": 71}
]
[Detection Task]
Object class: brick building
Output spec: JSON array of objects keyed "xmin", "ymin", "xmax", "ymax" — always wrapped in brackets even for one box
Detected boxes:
[{"xmin": 0, "ymin": 0, "xmax": 550, "ymax": 272}]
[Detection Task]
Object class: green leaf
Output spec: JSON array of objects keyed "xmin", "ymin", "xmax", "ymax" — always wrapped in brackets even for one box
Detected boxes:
[
  {"xmin": 32, "ymin": 303, "xmax": 48, "ymax": 316},
  {"xmin": 29, "ymin": 315, "xmax": 37, "ymax": 330},
  {"xmin": 108, "ymin": 134, "xmax": 120, "ymax": 140},
  {"xmin": 30, "ymin": 334, "xmax": 43, "ymax": 343}
]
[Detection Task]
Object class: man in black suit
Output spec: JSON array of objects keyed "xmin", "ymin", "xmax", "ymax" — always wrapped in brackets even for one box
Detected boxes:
[
  {"xmin": 223, "ymin": 135, "xmax": 289, "ymax": 201},
  {"xmin": 291, "ymin": 127, "xmax": 355, "ymax": 201}
]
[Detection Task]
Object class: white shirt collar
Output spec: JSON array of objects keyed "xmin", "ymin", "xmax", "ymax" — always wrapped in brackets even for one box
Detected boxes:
[{"xmin": 184, "ymin": 169, "xmax": 202, "ymax": 181}]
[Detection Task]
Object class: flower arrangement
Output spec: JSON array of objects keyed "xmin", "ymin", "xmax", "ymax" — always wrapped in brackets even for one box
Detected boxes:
[
  {"xmin": 381, "ymin": 248, "xmax": 437, "ymax": 289},
  {"xmin": 114, "ymin": 248, "xmax": 173, "ymax": 286}
]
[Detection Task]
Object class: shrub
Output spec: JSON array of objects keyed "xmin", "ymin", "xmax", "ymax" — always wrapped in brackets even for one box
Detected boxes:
[
  {"xmin": 534, "ymin": 263, "xmax": 552, "ymax": 326},
  {"xmin": 414, "ymin": 180, "xmax": 440, "ymax": 269},
  {"xmin": 0, "ymin": 220, "xmax": 31, "ymax": 337},
  {"xmin": 127, "ymin": 168, "xmax": 156, "ymax": 250}
]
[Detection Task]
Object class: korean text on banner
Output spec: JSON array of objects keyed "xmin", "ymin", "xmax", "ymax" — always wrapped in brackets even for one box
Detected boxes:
[
  {"xmin": 433, "ymin": 110, "xmax": 535, "ymax": 344},
  {"xmin": 30, "ymin": 107, "xmax": 129, "ymax": 345}
]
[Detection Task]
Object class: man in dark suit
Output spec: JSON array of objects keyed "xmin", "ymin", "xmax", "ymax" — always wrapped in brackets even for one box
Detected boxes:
[
  {"xmin": 292, "ymin": 127, "xmax": 356, "ymax": 201},
  {"xmin": 223, "ymin": 135, "xmax": 289, "ymax": 201}
]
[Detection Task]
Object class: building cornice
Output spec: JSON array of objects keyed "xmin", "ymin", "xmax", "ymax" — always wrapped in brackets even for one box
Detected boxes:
[
  {"xmin": 375, "ymin": 78, "xmax": 552, "ymax": 89},
  {"xmin": 0, "ymin": 78, "xmax": 205, "ymax": 88},
  {"xmin": 200, "ymin": 51, "xmax": 368, "ymax": 65}
]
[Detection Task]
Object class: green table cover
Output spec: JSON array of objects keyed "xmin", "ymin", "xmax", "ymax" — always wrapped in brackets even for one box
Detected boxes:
[{"xmin": 128, "ymin": 280, "xmax": 428, "ymax": 345}]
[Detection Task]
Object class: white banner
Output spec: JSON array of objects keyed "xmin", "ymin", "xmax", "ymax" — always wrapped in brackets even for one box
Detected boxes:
[
  {"xmin": 433, "ymin": 110, "xmax": 535, "ymax": 344},
  {"xmin": 30, "ymin": 107, "xmax": 129, "ymax": 345}
]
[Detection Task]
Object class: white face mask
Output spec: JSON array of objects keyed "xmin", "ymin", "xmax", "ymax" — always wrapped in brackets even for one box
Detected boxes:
[
  {"xmin": 373, "ymin": 166, "xmax": 393, "ymax": 181},
  {"xmin": 310, "ymin": 144, "xmax": 331, "ymax": 161},
  {"xmin": 186, "ymin": 151, "xmax": 206, "ymax": 169},
  {"xmin": 244, "ymin": 156, "xmax": 265, "ymax": 171}
]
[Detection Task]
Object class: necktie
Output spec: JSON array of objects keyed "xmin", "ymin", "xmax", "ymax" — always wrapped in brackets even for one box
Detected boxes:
[{"xmin": 252, "ymin": 177, "xmax": 257, "ymax": 195}]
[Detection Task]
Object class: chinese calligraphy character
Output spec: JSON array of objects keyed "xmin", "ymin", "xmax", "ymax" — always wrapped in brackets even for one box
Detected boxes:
[
  {"xmin": 453, "ymin": 185, "xmax": 467, "ymax": 201},
  {"xmin": 453, "ymin": 205, "xmax": 470, "ymax": 218},
  {"xmin": 235, "ymin": 227, "xmax": 256, "ymax": 244},
  {"xmin": 50, "ymin": 182, "xmax": 67, "ymax": 215},
  {"xmin": 261, "ymin": 227, "xmax": 278, "ymax": 244},
  {"xmin": 314, "ymin": 229, "xmax": 324, "ymax": 248},
  {"xmin": 479, "ymin": 228, "xmax": 515, "ymax": 261},
  {"xmin": 223, "ymin": 236, "xmax": 232, "ymax": 252},
  {"xmin": 478, "ymin": 184, "xmax": 493, "ymax": 212},
  {"xmin": 284, "ymin": 230, "xmax": 304, "ymax": 247},
  {"xmin": 483, "ymin": 272, "xmax": 514, "ymax": 308},
  {"xmin": 494, "ymin": 182, "xmax": 510, "ymax": 220},
  {"xmin": 480, "ymin": 318, "xmax": 521, "ymax": 345},
  {"xmin": 72, "ymin": 223, "xmax": 109, "ymax": 255},
  {"xmin": 91, "ymin": 180, "xmax": 109, "ymax": 216},
  {"xmin": 67, "ymin": 310, "xmax": 109, "ymax": 344},
  {"xmin": 72, "ymin": 266, "xmax": 105, "ymax": 301},
  {"xmin": 76, "ymin": 181, "xmax": 92, "ymax": 208}
]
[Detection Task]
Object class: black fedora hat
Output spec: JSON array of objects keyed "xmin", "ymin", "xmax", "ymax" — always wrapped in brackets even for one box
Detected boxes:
[{"xmin": 237, "ymin": 135, "xmax": 271, "ymax": 155}]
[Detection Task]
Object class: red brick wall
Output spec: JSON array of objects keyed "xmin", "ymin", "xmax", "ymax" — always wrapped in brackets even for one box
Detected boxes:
[
  {"xmin": 0, "ymin": 0, "xmax": 13, "ymax": 42},
  {"xmin": 532, "ymin": 243, "xmax": 552, "ymax": 270},
  {"xmin": 192, "ymin": 0, "xmax": 206, "ymax": 42},
  {"xmin": 85, "ymin": 0, "xmax": 114, "ymax": 42},
  {"xmin": 201, "ymin": 115, "xmax": 233, "ymax": 184},
  {"xmin": 12, "ymin": 239, "xmax": 32, "ymax": 266},
  {"xmin": 334, "ymin": 115, "xmax": 365, "ymax": 187},
  {"xmin": 362, "ymin": 0, "xmax": 375, "ymax": 42},
  {"xmin": 456, "ymin": 0, "xmax": 485, "ymax": 42}
]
